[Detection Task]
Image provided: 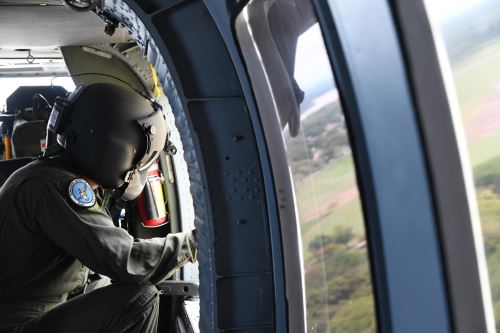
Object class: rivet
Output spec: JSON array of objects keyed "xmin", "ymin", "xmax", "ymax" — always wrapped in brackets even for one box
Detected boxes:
[{"xmin": 232, "ymin": 135, "xmax": 244, "ymax": 141}]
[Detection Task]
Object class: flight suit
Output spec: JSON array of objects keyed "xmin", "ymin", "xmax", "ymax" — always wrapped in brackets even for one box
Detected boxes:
[{"xmin": 0, "ymin": 155, "xmax": 197, "ymax": 332}]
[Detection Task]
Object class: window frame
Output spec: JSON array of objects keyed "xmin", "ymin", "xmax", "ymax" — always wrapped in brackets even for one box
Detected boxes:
[
  {"xmin": 312, "ymin": 0, "xmax": 455, "ymax": 331},
  {"xmin": 387, "ymin": 0, "xmax": 495, "ymax": 332}
]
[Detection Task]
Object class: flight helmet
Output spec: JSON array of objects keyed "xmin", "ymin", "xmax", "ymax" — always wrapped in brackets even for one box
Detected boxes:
[{"xmin": 47, "ymin": 82, "xmax": 167, "ymax": 200}]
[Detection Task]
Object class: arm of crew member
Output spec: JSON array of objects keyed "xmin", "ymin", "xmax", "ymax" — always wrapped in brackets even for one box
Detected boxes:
[{"xmin": 34, "ymin": 180, "xmax": 197, "ymax": 284}]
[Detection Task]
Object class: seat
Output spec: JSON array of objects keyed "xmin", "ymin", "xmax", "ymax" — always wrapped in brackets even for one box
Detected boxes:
[{"xmin": 11, "ymin": 120, "xmax": 46, "ymax": 158}]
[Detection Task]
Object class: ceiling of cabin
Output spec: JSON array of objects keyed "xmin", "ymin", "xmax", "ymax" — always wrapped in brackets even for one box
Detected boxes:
[{"xmin": 0, "ymin": 1, "xmax": 132, "ymax": 76}]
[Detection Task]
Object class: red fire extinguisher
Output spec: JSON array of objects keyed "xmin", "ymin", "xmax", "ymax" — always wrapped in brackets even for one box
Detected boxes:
[{"xmin": 135, "ymin": 162, "xmax": 169, "ymax": 227}]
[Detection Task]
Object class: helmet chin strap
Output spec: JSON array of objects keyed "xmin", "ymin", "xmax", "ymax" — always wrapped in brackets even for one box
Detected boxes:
[
  {"xmin": 120, "ymin": 136, "xmax": 177, "ymax": 201},
  {"xmin": 120, "ymin": 168, "xmax": 147, "ymax": 201},
  {"xmin": 124, "ymin": 168, "xmax": 137, "ymax": 183}
]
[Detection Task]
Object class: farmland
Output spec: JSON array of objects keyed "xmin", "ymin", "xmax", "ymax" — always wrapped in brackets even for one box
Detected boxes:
[{"xmin": 288, "ymin": 34, "xmax": 500, "ymax": 331}]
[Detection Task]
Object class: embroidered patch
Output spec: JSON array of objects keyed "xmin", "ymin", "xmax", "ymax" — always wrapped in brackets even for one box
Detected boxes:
[{"xmin": 68, "ymin": 179, "xmax": 96, "ymax": 208}]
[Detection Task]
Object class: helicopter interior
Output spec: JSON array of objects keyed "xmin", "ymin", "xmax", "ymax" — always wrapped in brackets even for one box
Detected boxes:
[
  {"xmin": 3, "ymin": 0, "xmax": 498, "ymax": 333},
  {"xmin": 0, "ymin": 1, "xmax": 200, "ymax": 332}
]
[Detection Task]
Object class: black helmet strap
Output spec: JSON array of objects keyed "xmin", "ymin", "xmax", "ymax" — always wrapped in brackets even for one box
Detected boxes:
[{"xmin": 46, "ymin": 85, "xmax": 85, "ymax": 147}]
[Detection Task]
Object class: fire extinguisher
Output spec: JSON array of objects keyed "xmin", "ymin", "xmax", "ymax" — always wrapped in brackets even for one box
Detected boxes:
[{"xmin": 135, "ymin": 162, "xmax": 169, "ymax": 227}]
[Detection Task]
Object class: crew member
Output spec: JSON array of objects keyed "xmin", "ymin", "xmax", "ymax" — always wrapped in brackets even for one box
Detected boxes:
[{"xmin": 0, "ymin": 82, "xmax": 197, "ymax": 332}]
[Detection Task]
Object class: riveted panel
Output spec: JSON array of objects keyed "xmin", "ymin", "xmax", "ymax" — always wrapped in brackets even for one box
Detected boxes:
[
  {"xmin": 188, "ymin": 99, "xmax": 272, "ymax": 275},
  {"xmin": 151, "ymin": 0, "xmax": 243, "ymax": 99}
]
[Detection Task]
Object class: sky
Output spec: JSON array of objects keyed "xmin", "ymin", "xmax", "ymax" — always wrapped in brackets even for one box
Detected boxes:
[
  {"xmin": 294, "ymin": 23, "xmax": 334, "ymax": 94},
  {"xmin": 427, "ymin": 0, "xmax": 489, "ymax": 21},
  {"xmin": 0, "ymin": 76, "xmax": 75, "ymax": 112}
]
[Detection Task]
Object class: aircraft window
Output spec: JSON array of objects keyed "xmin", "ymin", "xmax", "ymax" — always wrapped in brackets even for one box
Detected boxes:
[
  {"xmin": 288, "ymin": 23, "xmax": 376, "ymax": 333},
  {"xmin": 237, "ymin": 2, "xmax": 377, "ymax": 331},
  {"xmin": 0, "ymin": 77, "xmax": 75, "ymax": 111},
  {"xmin": 425, "ymin": 0, "xmax": 500, "ymax": 329}
]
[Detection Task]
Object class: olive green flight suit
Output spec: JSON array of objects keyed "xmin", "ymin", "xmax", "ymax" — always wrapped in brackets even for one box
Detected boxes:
[{"xmin": 0, "ymin": 155, "xmax": 197, "ymax": 332}]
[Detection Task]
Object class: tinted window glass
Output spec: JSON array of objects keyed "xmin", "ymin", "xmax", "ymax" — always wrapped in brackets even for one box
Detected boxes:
[
  {"xmin": 426, "ymin": 0, "xmax": 500, "ymax": 329},
  {"xmin": 236, "ymin": 2, "xmax": 377, "ymax": 331},
  {"xmin": 290, "ymin": 23, "xmax": 376, "ymax": 333}
]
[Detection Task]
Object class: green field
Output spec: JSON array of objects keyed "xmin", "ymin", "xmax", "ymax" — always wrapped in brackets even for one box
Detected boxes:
[
  {"xmin": 477, "ymin": 192, "xmax": 500, "ymax": 330},
  {"xmin": 437, "ymin": 37, "xmax": 500, "ymax": 330},
  {"xmin": 296, "ymin": 156, "xmax": 358, "ymax": 222},
  {"xmin": 455, "ymin": 35, "xmax": 500, "ymax": 298},
  {"xmin": 301, "ymin": 199, "xmax": 364, "ymax": 263},
  {"xmin": 452, "ymin": 39, "xmax": 500, "ymax": 123},
  {"xmin": 452, "ymin": 38, "xmax": 500, "ymax": 166},
  {"xmin": 292, "ymin": 36, "xmax": 500, "ymax": 332},
  {"xmin": 469, "ymin": 134, "xmax": 500, "ymax": 167},
  {"xmin": 291, "ymin": 142, "xmax": 373, "ymax": 331}
]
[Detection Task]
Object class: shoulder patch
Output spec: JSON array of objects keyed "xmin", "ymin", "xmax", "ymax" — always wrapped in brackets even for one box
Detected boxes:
[{"xmin": 68, "ymin": 179, "xmax": 96, "ymax": 208}]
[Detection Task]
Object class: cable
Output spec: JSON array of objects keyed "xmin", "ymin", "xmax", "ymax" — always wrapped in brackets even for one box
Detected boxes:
[
  {"xmin": 33, "ymin": 93, "xmax": 53, "ymax": 109},
  {"xmin": 50, "ymin": 76, "xmax": 57, "ymax": 93},
  {"xmin": 48, "ymin": 76, "xmax": 70, "ymax": 98}
]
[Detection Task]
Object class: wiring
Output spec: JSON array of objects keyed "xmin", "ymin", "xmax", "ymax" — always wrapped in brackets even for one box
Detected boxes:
[{"xmin": 32, "ymin": 93, "xmax": 52, "ymax": 109}]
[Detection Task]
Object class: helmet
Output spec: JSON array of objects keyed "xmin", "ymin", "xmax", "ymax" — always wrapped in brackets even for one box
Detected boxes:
[{"xmin": 47, "ymin": 82, "xmax": 167, "ymax": 200}]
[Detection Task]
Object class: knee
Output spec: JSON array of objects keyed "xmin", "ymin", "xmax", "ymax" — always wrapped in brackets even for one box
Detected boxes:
[
  {"xmin": 107, "ymin": 283, "xmax": 159, "ymax": 309},
  {"xmin": 132, "ymin": 284, "xmax": 159, "ymax": 309},
  {"xmin": 137, "ymin": 284, "xmax": 159, "ymax": 302}
]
